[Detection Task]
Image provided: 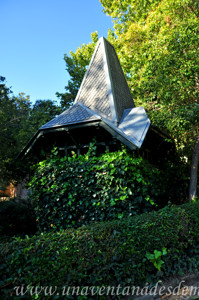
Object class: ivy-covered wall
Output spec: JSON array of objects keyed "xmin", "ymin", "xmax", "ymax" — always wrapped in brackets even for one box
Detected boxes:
[{"xmin": 29, "ymin": 146, "xmax": 187, "ymax": 231}]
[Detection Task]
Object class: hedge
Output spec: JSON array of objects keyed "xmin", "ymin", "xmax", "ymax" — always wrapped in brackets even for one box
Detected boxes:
[
  {"xmin": 0, "ymin": 199, "xmax": 36, "ymax": 241},
  {"xmin": 28, "ymin": 146, "xmax": 186, "ymax": 231},
  {"xmin": 1, "ymin": 201, "xmax": 199, "ymax": 299}
]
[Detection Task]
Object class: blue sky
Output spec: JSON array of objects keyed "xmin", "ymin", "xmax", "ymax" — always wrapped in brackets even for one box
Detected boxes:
[{"xmin": 1, "ymin": 0, "xmax": 113, "ymax": 104}]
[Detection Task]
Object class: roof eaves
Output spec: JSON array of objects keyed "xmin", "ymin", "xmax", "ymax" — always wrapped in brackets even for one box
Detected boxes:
[
  {"xmin": 136, "ymin": 119, "xmax": 150, "ymax": 146},
  {"xmin": 100, "ymin": 120, "xmax": 136, "ymax": 150},
  {"xmin": 100, "ymin": 117, "xmax": 139, "ymax": 148},
  {"xmin": 41, "ymin": 117, "xmax": 101, "ymax": 131},
  {"xmin": 118, "ymin": 107, "xmax": 151, "ymax": 148},
  {"xmin": 18, "ymin": 118, "xmax": 102, "ymax": 159},
  {"xmin": 17, "ymin": 130, "xmax": 43, "ymax": 160}
]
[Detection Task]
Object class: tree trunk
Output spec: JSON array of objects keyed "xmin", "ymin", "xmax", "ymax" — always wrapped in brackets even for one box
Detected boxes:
[{"xmin": 189, "ymin": 133, "xmax": 199, "ymax": 200}]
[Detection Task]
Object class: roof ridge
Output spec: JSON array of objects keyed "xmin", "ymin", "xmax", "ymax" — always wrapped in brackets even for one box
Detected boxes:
[
  {"xmin": 74, "ymin": 36, "xmax": 135, "ymax": 125},
  {"xmin": 74, "ymin": 38, "xmax": 102, "ymax": 105},
  {"xmin": 101, "ymin": 37, "xmax": 118, "ymax": 125}
]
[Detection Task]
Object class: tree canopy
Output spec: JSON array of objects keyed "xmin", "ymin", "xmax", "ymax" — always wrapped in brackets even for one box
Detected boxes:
[
  {"xmin": 102, "ymin": 0, "xmax": 199, "ymax": 157},
  {"xmin": 0, "ymin": 77, "xmax": 30, "ymax": 183},
  {"xmin": 0, "ymin": 76, "xmax": 61, "ymax": 185},
  {"xmin": 57, "ymin": 0, "xmax": 198, "ymax": 199},
  {"xmin": 101, "ymin": 0, "xmax": 199, "ymax": 199}
]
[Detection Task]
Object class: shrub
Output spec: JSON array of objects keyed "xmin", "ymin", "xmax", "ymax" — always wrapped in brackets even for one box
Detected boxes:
[
  {"xmin": 28, "ymin": 147, "xmax": 166, "ymax": 231},
  {"xmin": 1, "ymin": 201, "xmax": 199, "ymax": 299},
  {"xmin": 0, "ymin": 198, "xmax": 37, "ymax": 241}
]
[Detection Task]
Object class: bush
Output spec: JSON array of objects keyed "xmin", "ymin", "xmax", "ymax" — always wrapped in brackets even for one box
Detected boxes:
[
  {"xmin": 0, "ymin": 198, "xmax": 37, "ymax": 241},
  {"xmin": 1, "ymin": 201, "xmax": 199, "ymax": 299},
  {"xmin": 29, "ymin": 147, "xmax": 166, "ymax": 231}
]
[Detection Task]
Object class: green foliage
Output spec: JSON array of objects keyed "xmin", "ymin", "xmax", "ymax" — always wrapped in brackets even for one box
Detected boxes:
[
  {"xmin": 146, "ymin": 247, "xmax": 167, "ymax": 271},
  {"xmin": 0, "ymin": 77, "xmax": 31, "ymax": 182},
  {"xmin": 1, "ymin": 201, "xmax": 199, "ymax": 299},
  {"xmin": 60, "ymin": 1, "xmax": 199, "ymax": 197},
  {"xmin": 0, "ymin": 199, "xmax": 37, "ymax": 298},
  {"xmin": 101, "ymin": 0, "xmax": 199, "ymax": 159},
  {"xmin": 0, "ymin": 199, "xmax": 37, "ymax": 241},
  {"xmin": 28, "ymin": 99, "xmax": 62, "ymax": 135},
  {"xmin": 28, "ymin": 146, "xmax": 165, "ymax": 231},
  {"xmin": 0, "ymin": 76, "xmax": 62, "ymax": 184}
]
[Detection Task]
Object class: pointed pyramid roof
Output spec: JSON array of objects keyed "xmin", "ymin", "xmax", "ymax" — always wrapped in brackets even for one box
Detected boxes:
[
  {"xmin": 34, "ymin": 37, "xmax": 150, "ymax": 152},
  {"xmin": 74, "ymin": 37, "xmax": 135, "ymax": 124},
  {"xmin": 41, "ymin": 37, "xmax": 136, "ymax": 131}
]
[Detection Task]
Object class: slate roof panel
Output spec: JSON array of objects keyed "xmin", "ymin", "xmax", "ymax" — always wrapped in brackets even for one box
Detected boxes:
[
  {"xmin": 118, "ymin": 107, "xmax": 150, "ymax": 147},
  {"xmin": 74, "ymin": 37, "xmax": 135, "ymax": 124},
  {"xmin": 40, "ymin": 103, "xmax": 101, "ymax": 130},
  {"xmin": 104, "ymin": 38, "xmax": 135, "ymax": 122},
  {"xmin": 75, "ymin": 40, "xmax": 112, "ymax": 119}
]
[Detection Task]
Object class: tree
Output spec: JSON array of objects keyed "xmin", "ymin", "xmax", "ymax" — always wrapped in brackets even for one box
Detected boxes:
[
  {"xmin": 100, "ymin": 0, "xmax": 199, "ymax": 200},
  {"xmin": 56, "ymin": 32, "xmax": 99, "ymax": 109},
  {"xmin": 0, "ymin": 76, "xmax": 62, "ymax": 185},
  {"xmin": 0, "ymin": 77, "xmax": 31, "ymax": 183},
  {"xmin": 28, "ymin": 99, "xmax": 62, "ymax": 134}
]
